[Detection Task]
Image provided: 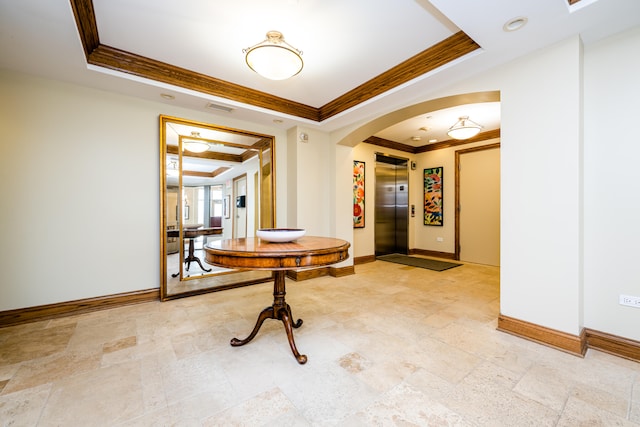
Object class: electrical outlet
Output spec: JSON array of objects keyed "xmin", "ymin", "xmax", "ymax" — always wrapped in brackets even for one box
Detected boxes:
[
  {"xmin": 436, "ymin": 237, "xmax": 444, "ymax": 242},
  {"xmin": 619, "ymin": 294, "xmax": 640, "ymax": 308}
]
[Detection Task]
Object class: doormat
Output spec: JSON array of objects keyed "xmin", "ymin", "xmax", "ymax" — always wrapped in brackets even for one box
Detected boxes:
[{"xmin": 376, "ymin": 254, "xmax": 461, "ymax": 271}]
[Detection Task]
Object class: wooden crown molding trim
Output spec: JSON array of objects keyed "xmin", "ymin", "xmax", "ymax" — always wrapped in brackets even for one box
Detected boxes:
[
  {"xmin": 88, "ymin": 45, "xmax": 320, "ymax": 121},
  {"xmin": 417, "ymin": 129, "xmax": 501, "ymax": 152},
  {"xmin": 0, "ymin": 289, "xmax": 159, "ymax": 328},
  {"xmin": 497, "ymin": 314, "xmax": 587, "ymax": 357},
  {"xmin": 69, "ymin": 0, "xmax": 480, "ymax": 122},
  {"xmin": 364, "ymin": 136, "xmax": 415, "ymax": 153},
  {"xmin": 318, "ymin": 31, "xmax": 480, "ymax": 121},
  {"xmin": 364, "ymin": 128, "xmax": 501, "ymax": 154},
  {"xmin": 69, "ymin": 0, "xmax": 99, "ymax": 57},
  {"xmin": 585, "ymin": 329, "xmax": 640, "ymax": 363}
]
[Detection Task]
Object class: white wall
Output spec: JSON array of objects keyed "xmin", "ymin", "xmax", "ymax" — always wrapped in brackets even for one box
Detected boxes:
[
  {"xmin": 583, "ymin": 27, "xmax": 640, "ymax": 340},
  {"xmin": 0, "ymin": 70, "xmax": 288, "ymax": 311},
  {"xmin": 498, "ymin": 37, "xmax": 584, "ymax": 336},
  {"xmin": 332, "ymin": 142, "xmax": 354, "ymax": 266},
  {"xmin": 416, "ymin": 37, "xmax": 584, "ymax": 336},
  {"xmin": 286, "ymin": 126, "xmax": 331, "ymax": 236}
]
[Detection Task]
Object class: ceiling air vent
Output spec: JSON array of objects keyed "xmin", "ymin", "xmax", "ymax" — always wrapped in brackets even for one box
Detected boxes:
[{"xmin": 205, "ymin": 102, "xmax": 234, "ymax": 113}]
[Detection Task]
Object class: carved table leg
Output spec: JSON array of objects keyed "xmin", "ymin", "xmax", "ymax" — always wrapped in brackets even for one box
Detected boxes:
[
  {"xmin": 230, "ymin": 306, "xmax": 274, "ymax": 346},
  {"xmin": 229, "ymin": 270, "xmax": 307, "ymax": 364},
  {"xmin": 184, "ymin": 238, "xmax": 212, "ymax": 273},
  {"xmin": 286, "ymin": 304, "xmax": 303, "ymax": 328},
  {"xmin": 279, "ymin": 308, "xmax": 307, "ymax": 364}
]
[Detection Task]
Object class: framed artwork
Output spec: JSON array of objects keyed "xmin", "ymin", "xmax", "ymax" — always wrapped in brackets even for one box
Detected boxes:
[
  {"xmin": 353, "ymin": 160, "xmax": 365, "ymax": 228},
  {"xmin": 424, "ymin": 166, "xmax": 443, "ymax": 226}
]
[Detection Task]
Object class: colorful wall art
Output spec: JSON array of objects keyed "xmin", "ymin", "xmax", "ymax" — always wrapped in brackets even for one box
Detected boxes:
[
  {"xmin": 424, "ymin": 166, "xmax": 443, "ymax": 226},
  {"xmin": 353, "ymin": 160, "xmax": 365, "ymax": 228}
]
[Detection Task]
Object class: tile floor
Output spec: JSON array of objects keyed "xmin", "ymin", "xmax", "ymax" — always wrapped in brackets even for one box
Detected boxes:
[{"xmin": 0, "ymin": 260, "xmax": 638, "ymax": 426}]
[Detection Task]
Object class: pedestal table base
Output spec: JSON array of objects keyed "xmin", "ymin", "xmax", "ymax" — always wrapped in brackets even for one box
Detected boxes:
[{"xmin": 230, "ymin": 270, "xmax": 306, "ymax": 364}]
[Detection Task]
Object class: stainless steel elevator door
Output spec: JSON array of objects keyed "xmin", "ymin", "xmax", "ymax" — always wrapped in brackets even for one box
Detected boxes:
[{"xmin": 375, "ymin": 155, "xmax": 408, "ymax": 256}]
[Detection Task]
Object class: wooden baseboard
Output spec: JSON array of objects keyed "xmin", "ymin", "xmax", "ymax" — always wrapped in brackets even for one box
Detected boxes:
[
  {"xmin": 286, "ymin": 267, "xmax": 329, "ymax": 281},
  {"xmin": 585, "ymin": 328, "xmax": 640, "ymax": 363},
  {"xmin": 286, "ymin": 265, "xmax": 355, "ymax": 281},
  {"xmin": 409, "ymin": 249, "xmax": 457, "ymax": 260},
  {"xmin": 497, "ymin": 314, "xmax": 587, "ymax": 357},
  {"xmin": 0, "ymin": 289, "xmax": 160, "ymax": 328},
  {"xmin": 498, "ymin": 315, "xmax": 640, "ymax": 363},
  {"xmin": 354, "ymin": 255, "xmax": 376, "ymax": 265},
  {"xmin": 330, "ymin": 265, "xmax": 356, "ymax": 277},
  {"xmin": 356, "ymin": 251, "xmax": 455, "ymax": 265}
]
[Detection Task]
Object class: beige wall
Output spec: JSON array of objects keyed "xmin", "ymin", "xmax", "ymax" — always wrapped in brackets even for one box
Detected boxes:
[{"xmin": 0, "ymin": 71, "xmax": 289, "ymax": 310}]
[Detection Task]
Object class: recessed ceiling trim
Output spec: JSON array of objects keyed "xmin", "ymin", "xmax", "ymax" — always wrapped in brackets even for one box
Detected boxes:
[
  {"xmin": 416, "ymin": 129, "xmax": 501, "ymax": 152},
  {"xmin": 364, "ymin": 128, "xmax": 501, "ymax": 154},
  {"xmin": 183, "ymin": 167, "xmax": 231, "ymax": 179},
  {"xmin": 69, "ymin": 0, "xmax": 99, "ymax": 57},
  {"xmin": 319, "ymin": 32, "xmax": 480, "ymax": 121},
  {"xmin": 86, "ymin": 44, "xmax": 320, "ymax": 121},
  {"xmin": 166, "ymin": 145, "xmax": 243, "ymax": 163},
  {"xmin": 69, "ymin": 0, "xmax": 481, "ymax": 123}
]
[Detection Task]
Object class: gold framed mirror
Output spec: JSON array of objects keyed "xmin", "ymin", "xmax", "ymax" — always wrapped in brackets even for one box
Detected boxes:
[{"xmin": 160, "ymin": 115, "xmax": 275, "ymax": 300}]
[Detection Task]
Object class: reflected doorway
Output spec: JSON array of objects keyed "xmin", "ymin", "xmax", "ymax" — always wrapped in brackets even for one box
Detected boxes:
[
  {"xmin": 233, "ymin": 175, "xmax": 247, "ymax": 238},
  {"xmin": 374, "ymin": 154, "xmax": 409, "ymax": 255}
]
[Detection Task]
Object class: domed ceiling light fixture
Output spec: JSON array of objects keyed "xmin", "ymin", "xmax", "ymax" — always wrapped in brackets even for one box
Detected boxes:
[
  {"xmin": 183, "ymin": 131, "xmax": 209, "ymax": 153},
  {"xmin": 447, "ymin": 116, "xmax": 483, "ymax": 140},
  {"xmin": 243, "ymin": 31, "xmax": 303, "ymax": 80}
]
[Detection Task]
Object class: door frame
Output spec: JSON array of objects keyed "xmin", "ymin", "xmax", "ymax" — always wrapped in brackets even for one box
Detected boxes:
[
  {"xmin": 232, "ymin": 174, "xmax": 247, "ymax": 238},
  {"xmin": 374, "ymin": 153, "xmax": 410, "ymax": 256},
  {"xmin": 454, "ymin": 142, "xmax": 500, "ymax": 260}
]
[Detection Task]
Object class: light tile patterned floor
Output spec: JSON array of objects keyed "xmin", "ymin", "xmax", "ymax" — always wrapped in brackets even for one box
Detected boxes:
[{"xmin": 0, "ymin": 260, "xmax": 638, "ymax": 426}]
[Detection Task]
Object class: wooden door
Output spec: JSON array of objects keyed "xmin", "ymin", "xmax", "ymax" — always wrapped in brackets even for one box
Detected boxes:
[{"xmin": 456, "ymin": 144, "xmax": 500, "ymax": 266}]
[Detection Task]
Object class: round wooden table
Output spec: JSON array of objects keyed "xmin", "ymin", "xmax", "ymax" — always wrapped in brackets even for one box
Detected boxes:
[
  {"xmin": 167, "ymin": 227, "xmax": 223, "ymax": 276},
  {"xmin": 204, "ymin": 236, "xmax": 350, "ymax": 364}
]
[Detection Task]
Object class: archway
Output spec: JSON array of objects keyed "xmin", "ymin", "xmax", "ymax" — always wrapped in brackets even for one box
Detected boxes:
[
  {"xmin": 335, "ymin": 91, "xmax": 500, "ymax": 148},
  {"xmin": 338, "ymin": 90, "xmax": 500, "ymax": 261}
]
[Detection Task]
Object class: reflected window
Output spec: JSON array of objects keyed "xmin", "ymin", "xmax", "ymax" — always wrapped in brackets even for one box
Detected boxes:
[
  {"xmin": 197, "ymin": 187, "xmax": 204, "ymax": 225},
  {"xmin": 210, "ymin": 185, "xmax": 223, "ymax": 218}
]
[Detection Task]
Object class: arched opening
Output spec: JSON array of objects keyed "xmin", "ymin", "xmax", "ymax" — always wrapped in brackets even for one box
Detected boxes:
[{"xmin": 340, "ymin": 90, "xmax": 500, "ymax": 263}]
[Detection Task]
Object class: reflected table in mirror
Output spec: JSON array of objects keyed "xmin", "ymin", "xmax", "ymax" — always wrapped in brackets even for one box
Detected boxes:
[
  {"xmin": 204, "ymin": 236, "xmax": 350, "ymax": 364},
  {"xmin": 167, "ymin": 227, "xmax": 223, "ymax": 277}
]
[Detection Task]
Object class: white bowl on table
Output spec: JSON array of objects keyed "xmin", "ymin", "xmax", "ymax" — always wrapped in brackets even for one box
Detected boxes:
[{"xmin": 256, "ymin": 228, "xmax": 306, "ymax": 242}]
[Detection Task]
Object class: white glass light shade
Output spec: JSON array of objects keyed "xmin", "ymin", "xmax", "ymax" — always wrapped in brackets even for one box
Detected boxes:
[
  {"xmin": 183, "ymin": 131, "xmax": 209, "ymax": 153},
  {"xmin": 244, "ymin": 31, "xmax": 303, "ymax": 80},
  {"xmin": 447, "ymin": 116, "xmax": 482, "ymax": 140},
  {"xmin": 183, "ymin": 141, "xmax": 209, "ymax": 153}
]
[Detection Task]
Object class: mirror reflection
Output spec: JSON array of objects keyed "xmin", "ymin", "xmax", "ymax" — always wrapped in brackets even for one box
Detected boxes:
[{"xmin": 160, "ymin": 115, "xmax": 276, "ymax": 300}]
